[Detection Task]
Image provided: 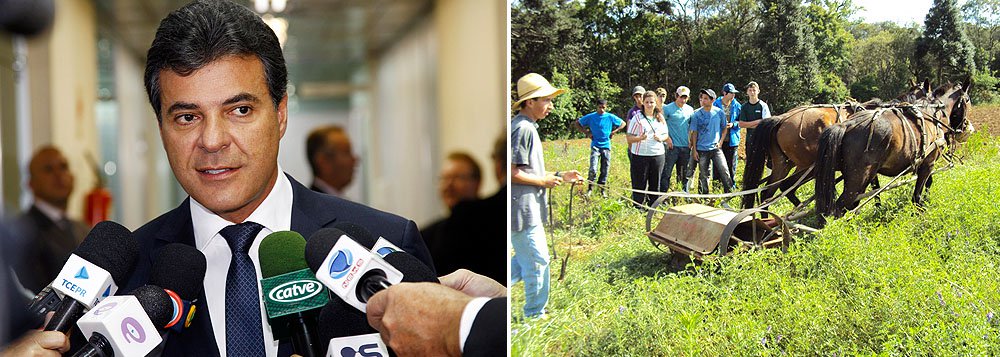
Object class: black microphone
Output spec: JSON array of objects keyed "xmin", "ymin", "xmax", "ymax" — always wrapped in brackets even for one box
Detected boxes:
[
  {"xmin": 316, "ymin": 298, "xmax": 391, "ymax": 357},
  {"xmin": 73, "ymin": 285, "xmax": 172, "ymax": 357},
  {"xmin": 149, "ymin": 243, "xmax": 207, "ymax": 332},
  {"xmin": 45, "ymin": 221, "xmax": 138, "ymax": 332}
]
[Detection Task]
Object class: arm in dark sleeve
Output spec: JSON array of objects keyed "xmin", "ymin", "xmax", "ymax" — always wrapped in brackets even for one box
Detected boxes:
[{"xmin": 462, "ymin": 298, "xmax": 505, "ymax": 357}]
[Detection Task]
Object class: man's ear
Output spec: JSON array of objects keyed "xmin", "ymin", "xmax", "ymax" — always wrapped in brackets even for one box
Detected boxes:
[{"xmin": 277, "ymin": 94, "xmax": 289, "ymax": 139}]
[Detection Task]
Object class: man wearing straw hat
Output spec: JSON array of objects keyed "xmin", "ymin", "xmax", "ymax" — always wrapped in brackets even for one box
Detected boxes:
[{"xmin": 510, "ymin": 73, "xmax": 580, "ymax": 318}]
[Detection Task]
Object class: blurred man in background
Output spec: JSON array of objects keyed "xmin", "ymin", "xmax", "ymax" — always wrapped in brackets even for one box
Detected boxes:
[
  {"xmin": 305, "ymin": 125, "xmax": 358, "ymax": 197},
  {"xmin": 14, "ymin": 146, "xmax": 88, "ymax": 295},
  {"xmin": 422, "ymin": 137, "xmax": 506, "ymax": 284},
  {"xmin": 421, "ymin": 152, "xmax": 482, "ymax": 256}
]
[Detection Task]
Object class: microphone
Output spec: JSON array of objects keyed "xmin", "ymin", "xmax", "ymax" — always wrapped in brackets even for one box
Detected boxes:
[
  {"xmin": 316, "ymin": 298, "xmax": 391, "ymax": 357},
  {"xmin": 330, "ymin": 222, "xmax": 402, "ymax": 258},
  {"xmin": 259, "ymin": 231, "xmax": 330, "ymax": 357},
  {"xmin": 45, "ymin": 221, "xmax": 138, "ymax": 332},
  {"xmin": 73, "ymin": 285, "xmax": 172, "ymax": 357},
  {"xmin": 149, "ymin": 243, "xmax": 207, "ymax": 332},
  {"xmin": 331, "ymin": 222, "xmax": 438, "ymax": 284},
  {"xmin": 305, "ymin": 228, "xmax": 403, "ymax": 312}
]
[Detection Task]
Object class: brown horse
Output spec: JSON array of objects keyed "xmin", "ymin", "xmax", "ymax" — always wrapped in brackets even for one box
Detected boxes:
[
  {"xmin": 814, "ymin": 82, "xmax": 974, "ymax": 218},
  {"xmin": 741, "ymin": 82, "xmax": 931, "ymax": 210}
]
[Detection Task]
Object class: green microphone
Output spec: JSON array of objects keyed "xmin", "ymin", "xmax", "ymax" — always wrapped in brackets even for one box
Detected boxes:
[{"xmin": 258, "ymin": 231, "xmax": 329, "ymax": 357}]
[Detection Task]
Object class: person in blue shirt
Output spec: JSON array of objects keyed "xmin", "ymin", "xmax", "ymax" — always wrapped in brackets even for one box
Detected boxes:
[
  {"xmin": 574, "ymin": 99, "xmax": 626, "ymax": 196},
  {"xmin": 660, "ymin": 86, "xmax": 695, "ymax": 192},
  {"xmin": 713, "ymin": 83, "xmax": 742, "ymax": 190},
  {"xmin": 691, "ymin": 89, "xmax": 733, "ymax": 196}
]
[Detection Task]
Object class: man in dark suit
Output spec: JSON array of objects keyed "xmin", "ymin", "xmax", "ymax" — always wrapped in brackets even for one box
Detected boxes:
[
  {"xmin": 305, "ymin": 125, "xmax": 358, "ymax": 198},
  {"xmin": 422, "ymin": 138, "xmax": 507, "ymax": 284},
  {"xmin": 14, "ymin": 146, "xmax": 88, "ymax": 294},
  {"xmin": 121, "ymin": 1, "xmax": 433, "ymax": 356}
]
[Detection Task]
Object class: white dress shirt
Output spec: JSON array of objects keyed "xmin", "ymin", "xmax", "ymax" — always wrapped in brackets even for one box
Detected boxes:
[{"xmin": 190, "ymin": 168, "xmax": 293, "ymax": 357}]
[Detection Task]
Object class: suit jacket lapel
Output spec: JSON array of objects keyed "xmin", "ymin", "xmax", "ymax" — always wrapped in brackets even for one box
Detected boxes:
[
  {"xmin": 152, "ymin": 199, "xmax": 221, "ymax": 357},
  {"xmin": 288, "ymin": 174, "xmax": 338, "ymax": 239}
]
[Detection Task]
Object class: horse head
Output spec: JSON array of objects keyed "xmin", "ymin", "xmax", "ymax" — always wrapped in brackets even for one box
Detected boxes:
[{"xmin": 930, "ymin": 81, "xmax": 974, "ymax": 143}]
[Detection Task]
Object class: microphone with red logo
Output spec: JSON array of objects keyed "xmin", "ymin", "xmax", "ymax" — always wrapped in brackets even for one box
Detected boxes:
[
  {"xmin": 72, "ymin": 285, "xmax": 172, "ymax": 357},
  {"xmin": 45, "ymin": 221, "xmax": 138, "ymax": 332},
  {"xmin": 304, "ymin": 228, "xmax": 402, "ymax": 313},
  {"xmin": 331, "ymin": 222, "xmax": 438, "ymax": 284},
  {"xmin": 149, "ymin": 243, "xmax": 206, "ymax": 333}
]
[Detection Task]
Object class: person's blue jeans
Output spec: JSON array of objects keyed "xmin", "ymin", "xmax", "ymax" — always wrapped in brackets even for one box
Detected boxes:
[
  {"xmin": 511, "ymin": 224, "xmax": 550, "ymax": 317},
  {"xmin": 697, "ymin": 148, "xmax": 733, "ymax": 194},
  {"xmin": 588, "ymin": 146, "xmax": 611, "ymax": 191},
  {"xmin": 661, "ymin": 146, "xmax": 691, "ymax": 192}
]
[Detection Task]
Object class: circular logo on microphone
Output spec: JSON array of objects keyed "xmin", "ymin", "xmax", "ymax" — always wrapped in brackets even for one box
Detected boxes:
[
  {"xmin": 121, "ymin": 317, "xmax": 147, "ymax": 343},
  {"xmin": 328, "ymin": 250, "xmax": 354, "ymax": 279},
  {"xmin": 376, "ymin": 247, "xmax": 397, "ymax": 256}
]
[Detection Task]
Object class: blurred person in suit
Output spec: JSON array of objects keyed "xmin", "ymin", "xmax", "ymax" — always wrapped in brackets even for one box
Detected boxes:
[
  {"xmin": 305, "ymin": 125, "xmax": 358, "ymax": 198},
  {"xmin": 14, "ymin": 146, "xmax": 88, "ymax": 295},
  {"xmin": 421, "ymin": 137, "xmax": 506, "ymax": 284}
]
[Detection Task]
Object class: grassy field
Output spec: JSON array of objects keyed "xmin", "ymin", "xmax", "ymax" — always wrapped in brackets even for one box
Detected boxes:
[{"xmin": 510, "ymin": 110, "xmax": 1000, "ymax": 355}]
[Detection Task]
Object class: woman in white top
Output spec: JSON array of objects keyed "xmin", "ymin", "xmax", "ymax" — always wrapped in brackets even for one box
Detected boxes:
[{"xmin": 626, "ymin": 91, "xmax": 670, "ymax": 208}]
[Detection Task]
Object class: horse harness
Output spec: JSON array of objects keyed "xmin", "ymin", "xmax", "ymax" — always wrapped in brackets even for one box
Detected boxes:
[{"xmin": 888, "ymin": 103, "xmax": 951, "ymax": 171}]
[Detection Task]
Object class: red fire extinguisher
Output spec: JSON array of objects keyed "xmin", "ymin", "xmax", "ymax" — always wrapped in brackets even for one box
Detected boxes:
[{"xmin": 83, "ymin": 153, "xmax": 112, "ymax": 227}]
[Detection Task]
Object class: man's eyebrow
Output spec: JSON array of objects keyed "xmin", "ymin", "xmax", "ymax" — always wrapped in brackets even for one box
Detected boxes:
[
  {"xmin": 223, "ymin": 93, "xmax": 261, "ymax": 106},
  {"xmin": 166, "ymin": 102, "xmax": 199, "ymax": 115}
]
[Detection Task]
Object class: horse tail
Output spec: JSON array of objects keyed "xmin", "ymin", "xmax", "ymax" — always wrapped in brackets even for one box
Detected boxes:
[
  {"xmin": 815, "ymin": 122, "xmax": 847, "ymax": 216},
  {"xmin": 741, "ymin": 115, "xmax": 783, "ymax": 209}
]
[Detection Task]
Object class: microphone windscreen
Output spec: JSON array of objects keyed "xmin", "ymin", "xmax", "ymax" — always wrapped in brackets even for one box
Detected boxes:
[
  {"xmin": 383, "ymin": 253, "xmax": 439, "ymax": 284},
  {"xmin": 149, "ymin": 243, "xmax": 207, "ymax": 300},
  {"xmin": 316, "ymin": 298, "xmax": 377, "ymax": 346},
  {"xmin": 305, "ymin": 228, "xmax": 348, "ymax": 272},
  {"xmin": 258, "ymin": 231, "xmax": 308, "ymax": 278},
  {"xmin": 128, "ymin": 285, "xmax": 172, "ymax": 331},
  {"xmin": 74, "ymin": 221, "xmax": 137, "ymax": 286},
  {"xmin": 331, "ymin": 222, "xmax": 377, "ymax": 248}
]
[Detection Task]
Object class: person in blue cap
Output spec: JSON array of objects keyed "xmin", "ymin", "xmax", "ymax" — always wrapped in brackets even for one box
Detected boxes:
[{"xmin": 713, "ymin": 83, "xmax": 742, "ymax": 190}]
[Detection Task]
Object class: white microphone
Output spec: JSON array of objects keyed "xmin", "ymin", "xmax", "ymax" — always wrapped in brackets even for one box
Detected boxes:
[
  {"xmin": 50, "ymin": 254, "xmax": 118, "ymax": 309},
  {"xmin": 305, "ymin": 228, "xmax": 402, "ymax": 312},
  {"xmin": 74, "ymin": 285, "xmax": 171, "ymax": 357}
]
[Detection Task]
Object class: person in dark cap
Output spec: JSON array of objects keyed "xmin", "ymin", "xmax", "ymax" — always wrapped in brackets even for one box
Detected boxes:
[{"xmin": 713, "ymin": 83, "xmax": 742, "ymax": 190}]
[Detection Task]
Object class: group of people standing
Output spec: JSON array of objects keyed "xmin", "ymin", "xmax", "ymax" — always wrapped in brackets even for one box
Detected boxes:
[
  {"xmin": 509, "ymin": 73, "xmax": 775, "ymax": 319},
  {"xmin": 576, "ymin": 81, "xmax": 773, "ymax": 208}
]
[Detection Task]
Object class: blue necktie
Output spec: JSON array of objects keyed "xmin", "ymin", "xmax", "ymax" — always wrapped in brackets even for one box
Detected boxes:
[{"xmin": 221, "ymin": 221, "xmax": 266, "ymax": 356}]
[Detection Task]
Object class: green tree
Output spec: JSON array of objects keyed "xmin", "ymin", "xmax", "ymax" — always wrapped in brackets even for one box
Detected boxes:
[
  {"xmin": 755, "ymin": 0, "xmax": 820, "ymax": 112},
  {"xmin": 961, "ymin": 0, "xmax": 1000, "ymax": 71},
  {"xmin": 848, "ymin": 22, "xmax": 920, "ymax": 100},
  {"xmin": 915, "ymin": 0, "xmax": 977, "ymax": 84}
]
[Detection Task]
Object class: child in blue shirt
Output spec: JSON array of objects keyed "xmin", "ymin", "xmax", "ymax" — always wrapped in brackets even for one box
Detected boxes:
[{"xmin": 574, "ymin": 99, "xmax": 626, "ymax": 195}]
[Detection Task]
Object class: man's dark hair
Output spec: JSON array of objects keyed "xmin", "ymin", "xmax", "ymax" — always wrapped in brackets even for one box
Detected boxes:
[
  {"xmin": 144, "ymin": 0, "xmax": 287, "ymax": 121},
  {"xmin": 306, "ymin": 125, "xmax": 346, "ymax": 174},
  {"xmin": 596, "ymin": 99, "xmax": 607, "ymax": 106},
  {"xmin": 446, "ymin": 152, "xmax": 482, "ymax": 182}
]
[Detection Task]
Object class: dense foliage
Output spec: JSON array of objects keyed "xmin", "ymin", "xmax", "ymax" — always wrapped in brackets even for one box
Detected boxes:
[{"xmin": 512, "ymin": 0, "xmax": 994, "ymax": 140}]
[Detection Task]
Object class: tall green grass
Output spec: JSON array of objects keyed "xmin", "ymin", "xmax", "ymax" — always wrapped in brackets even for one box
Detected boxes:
[{"xmin": 511, "ymin": 132, "xmax": 1000, "ymax": 355}]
